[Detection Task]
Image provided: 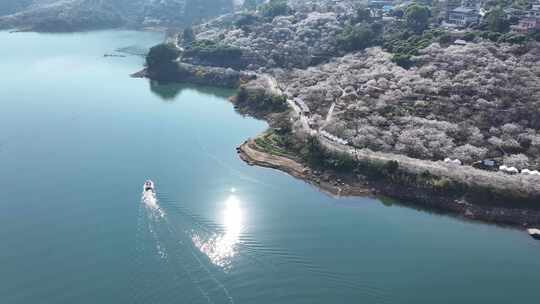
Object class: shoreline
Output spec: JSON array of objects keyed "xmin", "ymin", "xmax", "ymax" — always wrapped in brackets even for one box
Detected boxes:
[
  {"xmin": 142, "ymin": 66, "xmax": 540, "ymax": 228},
  {"xmin": 237, "ymin": 138, "xmax": 372, "ymax": 197},
  {"xmin": 141, "ymin": 54, "xmax": 540, "ymax": 229},
  {"xmin": 238, "ymin": 137, "xmax": 540, "ymax": 228}
]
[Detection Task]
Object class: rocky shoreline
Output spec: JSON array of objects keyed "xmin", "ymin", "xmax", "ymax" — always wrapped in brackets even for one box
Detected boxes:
[
  {"xmin": 238, "ymin": 138, "xmax": 540, "ymax": 228},
  {"xmin": 238, "ymin": 138, "xmax": 371, "ymax": 197}
]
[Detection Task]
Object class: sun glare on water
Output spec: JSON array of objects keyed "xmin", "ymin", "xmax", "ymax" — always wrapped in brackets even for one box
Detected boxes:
[{"xmin": 193, "ymin": 194, "xmax": 244, "ymax": 270}]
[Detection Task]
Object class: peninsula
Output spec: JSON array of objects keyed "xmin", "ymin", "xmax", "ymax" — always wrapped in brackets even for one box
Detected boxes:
[{"xmin": 142, "ymin": 0, "xmax": 540, "ymax": 226}]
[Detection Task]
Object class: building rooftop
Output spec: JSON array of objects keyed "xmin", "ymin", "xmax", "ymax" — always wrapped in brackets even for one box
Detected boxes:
[{"xmin": 452, "ymin": 6, "xmax": 478, "ymax": 13}]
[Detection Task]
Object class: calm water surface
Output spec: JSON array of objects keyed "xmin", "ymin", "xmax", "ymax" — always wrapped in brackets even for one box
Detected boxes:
[{"xmin": 1, "ymin": 30, "xmax": 540, "ymax": 304}]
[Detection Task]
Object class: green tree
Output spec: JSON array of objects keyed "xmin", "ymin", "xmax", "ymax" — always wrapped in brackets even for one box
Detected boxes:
[
  {"xmin": 146, "ymin": 43, "xmax": 179, "ymax": 68},
  {"xmin": 486, "ymin": 7, "xmax": 510, "ymax": 33},
  {"xmin": 405, "ymin": 4, "xmax": 431, "ymax": 33},
  {"xmin": 145, "ymin": 43, "xmax": 181, "ymax": 81},
  {"xmin": 181, "ymin": 27, "xmax": 195, "ymax": 46},
  {"xmin": 530, "ymin": 30, "xmax": 540, "ymax": 42},
  {"xmin": 260, "ymin": 0, "xmax": 291, "ymax": 19},
  {"xmin": 300, "ymin": 136, "xmax": 325, "ymax": 167},
  {"xmin": 337, "ymin": 24, "xmax": 376, "ymax": 52},
  {"xmin": 355, "ymin": 7, "xmax": 372, "ymax": 24}
]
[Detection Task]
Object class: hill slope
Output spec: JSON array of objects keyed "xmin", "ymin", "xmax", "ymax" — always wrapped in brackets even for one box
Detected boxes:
[{"xmin": 0, "ymin": 0, "xmax": 235, "ymax": 32}]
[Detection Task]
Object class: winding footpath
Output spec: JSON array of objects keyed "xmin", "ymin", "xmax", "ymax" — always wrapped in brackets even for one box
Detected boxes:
[{"xmin": 260, "ymin": 74, "xmax": 540, "ymax": 199}]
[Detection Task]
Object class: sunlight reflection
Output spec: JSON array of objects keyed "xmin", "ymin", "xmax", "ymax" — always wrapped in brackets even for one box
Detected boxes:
[{"xmin": 192, "ymin": 195, "xmax": 244, "ymax": 270}]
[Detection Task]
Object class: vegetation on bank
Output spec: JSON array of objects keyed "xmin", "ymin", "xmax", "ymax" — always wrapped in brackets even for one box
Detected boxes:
[
  {"xmin": 146, "ymin": 43, "xmax": 180, "ymax": 81},
  {"xmin": 235, "ymin": 86, "xmax": 288, "ymax": 114},
  {"xmin": 253, "ymin": 132, "xmax": 293, "ymax": 157},
  {"xmin": 332, "ymin": 3, "xmax": 540, "ymax": 68},
  {"xmin": 255, "ymin": 129, "xmax": 538, "ymax": 205},
  {"xmin": 182, "ymin": 39, "xmax": 245, "ymax": 69},
  {"xmin": 288, "ymin": 39, "xmax": 540, "ymax": 171}
]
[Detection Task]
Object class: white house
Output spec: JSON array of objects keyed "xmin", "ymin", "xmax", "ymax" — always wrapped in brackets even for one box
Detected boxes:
[{"xmin": 448, "ymin": 6, "xmax": 480, "ymax": 26}]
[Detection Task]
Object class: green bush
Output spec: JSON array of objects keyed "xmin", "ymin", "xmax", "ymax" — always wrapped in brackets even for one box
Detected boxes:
[
  {"xmin": 325, "ymin": 152, "xmax": 356, "ymax": 172},
  {"xmin": 438, "ymin": 33, "xmax": 453, "ymax": 44},
  {"xmin": 391, "ymin": 53, "xmax": 413, "ymax": 68},
  {"xmin": 463, "ymin": 31, "xmax": 477, "ymax": 42},
  {"xmin": 480, "ymin": 31, "xmax": 502, "ymax": 42},
  {"xmin": 383, "ymin": 29, "xmax": 448, "ymax": 68},
  {"xmin": 498, "ymin": 33, "xmax": 528, "ymax": 44}
]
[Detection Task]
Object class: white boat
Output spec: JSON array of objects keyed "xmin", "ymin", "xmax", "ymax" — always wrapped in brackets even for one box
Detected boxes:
[
  {"xmin": 527, "ymin": 228, "xmax": 540, "ymax": 240},
  {"xmin": 144, "ymin": 180, "xmax": 155, "ymax": 192}
]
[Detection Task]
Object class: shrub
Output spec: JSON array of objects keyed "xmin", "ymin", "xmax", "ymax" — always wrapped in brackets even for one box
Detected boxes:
[
  {"xmin": 463, "ymin": 31, "xmax": 477, "ymax": 42},
  {"xmin": 498, "ymin": 33, "xmax": 528, "ymax": 44},
  {"xmin": 392, "ymin": 53, "xmax": 414, "ymax": 68},
  {"xmin": 438, "ymin": 33, "xmax": 453, "ymax": 44},
  {"xmin": 325, "ymin": 152, "xmax": 356, "ymax": 172},
  {"xmin": 383, "ymin": 29, "xmax": 448, "ymax": 68}
]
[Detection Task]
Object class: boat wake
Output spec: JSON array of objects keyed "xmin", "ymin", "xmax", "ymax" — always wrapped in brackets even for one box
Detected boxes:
[
  {"xmin": 133, "ymin": 188, "xmax": 235, "ymax": 304},
  {"xmin": 132, "ymin": 186, "xmax": 388, "ymax": 303},
  {"xmin": 141, "ymin": 190, "xmax": 165, "ymax": 218}
]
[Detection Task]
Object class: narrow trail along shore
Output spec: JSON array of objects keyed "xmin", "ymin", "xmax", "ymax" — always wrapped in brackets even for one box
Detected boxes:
[{"xmin": 237, "ymin": 139, "xmax": 372, "ymax": 197}]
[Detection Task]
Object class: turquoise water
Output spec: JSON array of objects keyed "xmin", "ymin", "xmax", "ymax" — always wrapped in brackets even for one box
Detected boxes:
[{"xmin": 1, "ymin": 30, "xmax": 540, "ymax": 304}]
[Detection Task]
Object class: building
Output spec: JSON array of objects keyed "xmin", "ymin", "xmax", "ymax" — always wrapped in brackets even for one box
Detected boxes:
[
  {"xmin": 510, "ymin": 1, "xmax": 540, "ymax": 33},
  {"xmin": 511, "ymin": 17, "xmax": 540, "ymax": 34},
  {"xmin": 530, "ymin": 2, "xmax": 540, "ymax": 17},
  {"xmin": 367, "ymin": 0, "xmax": 394, "ymax": 9},
  {"xmin": 461, "ymin": 0, "xmax": 480, "ymax": 9},
  {"xmin": 446, "ymin": 0, "xmax": 462, "ymax": 15},
  {"xmin": 448, "ymin": 6, "xmax": 480, "ymax": 26}
]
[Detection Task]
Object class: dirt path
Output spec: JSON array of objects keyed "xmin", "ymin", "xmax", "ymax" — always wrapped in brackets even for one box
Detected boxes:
[
  {"xmin": 260, "ymin": 74, "xmax": 540, "ymax": 199},
  {"xmin": 237, "ymin": 139, "xmax": 372, "ymax": 197}
]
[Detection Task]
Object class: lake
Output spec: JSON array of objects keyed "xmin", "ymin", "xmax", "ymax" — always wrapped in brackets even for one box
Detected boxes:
[{"xmin": 1, "ymin": 30, "xmax": 539, "ymax": 304}]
